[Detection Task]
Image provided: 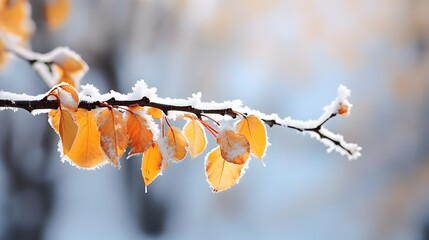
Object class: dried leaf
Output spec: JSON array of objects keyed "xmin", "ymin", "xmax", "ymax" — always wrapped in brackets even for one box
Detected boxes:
[
  {"xmin": 49, "ymin": 108, "xmax": 78, "ymax": 155},
  {"xmin": 0, "ymin": 40, "xmax": 5, "ymax": 66},
  {"xmin": 216, "ymin": 129, "xmax": 250, "ymax": 164},
  {"xmin": 44, "ymin": 0, "xmax": 69, "ymax": 29},
  {"xmin": 166, "ymin": 126, "xmax": 188, "ymax": 161},
  {"xmin": 0, "ymin": 0, "xmax": 32, "ymax": 43},
  {"xmin": 48, "ymin": 109, "xmax": 60, "ymax": 133},
  {"xmin": 57, "ymin": 84, "xmax": 79, "ymax": 109},
  {"xmin": 145, "ymin": 107, "xmax": 163, "ymax": 119},
  {"xmin": 205, "ymin": 147, "xmax": 245, "ymax": 192},
  {"xmin": 141, "ymin": 142, "xmax": 163, "ymax": 187},
  {"xmin": 183, "ymin": 118, "xmax": 207, "ymax": 158},
  {"xmin": 56, "ymin": 73, "xmax": 75, "ymax": 86},
  {"xmin": 338, "ymin": 103, "xmax": 349, "ymax": 116},
  {"xmin": 126, "ymin": 109, "xmax": 153, "ymax": 156},
  {"xmin": 66, "ymin": 109, "xmax": 106, "ymax": 168},
  {"xmin": 97, "ymin": 108, "xmax": 128, "ymax": 168},
  {"xmin": 236, "ymin": 115, "xmax": 267, "ymax": 159},
  {"xmin": 52, "ymin": 59, "xmax": 86, "ymax": 87},
  {"xmin": 48, "ymin": 83, "xmax": 79, "ymax": 110},
  {"xmin": 55, "ymin": 56, "xmax": 84, "ymax": 73}
]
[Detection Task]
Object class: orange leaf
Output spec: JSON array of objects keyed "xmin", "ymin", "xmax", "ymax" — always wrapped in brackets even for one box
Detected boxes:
[
  {"xmin": 338, "ymin": 103, "xmax": 349, "ymax": 116},
  {"xmin": 55, "ymin": 56, "xmax": 84, "ymax": 73},
  {"xmin": 216, "ymin": 129, "xmax": 250, "ymax": 164},
  {"xmin": 48, "ymin": 109, "xmax": 60, "ymax": 133},
  {"xmin": 126, "ymin": 109, "xmax": 153, "ymax": 156},
  {"xmin": 236, "ymin": 115, "xmax": 267, "ymax": 159},
  {"xmin": 44, "ymin": 0, "xmax": 69, "ymax": 29},
  {"xmin": 56, "ymin": 73, "xmax": 75, "ymax": 86},
  {"xmin": 97, "ymin": 108, "xmax": 128, "ymax": 168},
  {"xmin": 205, "ymin": 147, "xmax": 246, "ymax": 192},
  {"xmin": 0, "ymin": 0, "xmax": 32, "ymax": 43},
  {"xmin": 49, "ymin": 108, "xmax": 78, "ymax": 155},
  {"xmin": 66, "ymin": 109, "xmax": 106, "ymax": 168},
  {"xmin": 145, "ymin": 107, "xmax": 163, "ymax": 119},
  {"xmin": 49, "ymin": 83, "xmax": 79, "ymax": 110},
  {"xmin": 51, "ymin": 56, "xmax": 86, "ymax": 87},
  {"xmin": 141, "ymin": 142, "xmax": 163, "ymax": 188},
  {"xmin": 166, "ymin": 126, "xmax": 188, "ymax": 161},
  {"xmin": 58, "ymin": 84, "xmax": 78, "ymax": 103},
  {"xmin": 0, "ymin": 40, "xmax": 6, "ymax": 67},
  {"xmin": 183, "ymin": 118, "xmax": 207, "ymax": 158}
]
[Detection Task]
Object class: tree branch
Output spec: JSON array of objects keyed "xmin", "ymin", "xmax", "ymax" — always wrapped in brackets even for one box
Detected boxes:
[{"xmin": 0, "ymin": 95, "xmax": 359, "ymax": 158}]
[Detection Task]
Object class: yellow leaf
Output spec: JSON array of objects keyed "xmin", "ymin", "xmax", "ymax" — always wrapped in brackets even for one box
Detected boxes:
[
  {"xmin": 216, "ymin": 129, "xmax": 250, "ymax": 164},
  {"xmin": 126, "ymin": 109, "xmax": 153, "ymax": 156},
  {"xmin": 44, "ymin": 0, "xmax": 69, "ymax": 29},
  {"xmin": 205, "ymin": 147, "xmax": 245, "ymax": 192},
  {"xmin": 141, "ymin": 142, "xmax": 163, "ymax": 187},
  {"xmin": 55, "ymin": 56, "xmax": 84, "ymax": 73},
  {"xmin": 49, "ymin": 108, "xmax": 78, "ymax": 155},
  {"xmin": 48, "ymin": 83, "xmax": 79, "ymax": 110},
  {"xmin": 59, "ymin": 109, "xmax": 78, "ymax": 154},
  {"xmin": 52, "ymin": 59, "xmax": 86, "ymax": 87},
  {"xmin": 97, "ymin": 108, "xmax": 128, "ymax": 168},
  {"xmin": 66, "ymin": 109, "xmax": 106, "ymax": 168},
  {"xmin": 47, "ymin": 84, "xmax": 80, "ymax": 153},
  {"xmin": 0, "ymin": 40, "xmax": 6, "ymax": 67},
  {"xmin": 145, "ymin": 107, "xmax": 163, "ymax": 119},
  {"xmin": 166, "ymin": 126, "xmax": 188, "ymax": 161},
  {"xmin": 183, "ymin": 118, "xmax": 207, "ymax": 158},
  {"xmin": 57, "ymin": 73, "xmax": 75, "ymax": 87},
  {"xmin": 0, "ymin": 0, "xmax": 32, "ymax": 43},
  {"xmin": 48, "ymin": 109, "xmax": 60, "ymax": 133},
  {"xmin": 58, "ymin": 84, "xmax": 79, "ymax": 107},
  {"xmin": 236, "ymin": 115, "xmax": 267, "ymax": 159}
]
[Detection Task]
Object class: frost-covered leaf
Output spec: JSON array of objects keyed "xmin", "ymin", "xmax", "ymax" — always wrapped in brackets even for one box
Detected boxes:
[
  {"xmin": 0, "ymin": 0, "xmax": 33, "ymax": 43},
  {"xmin": 52, "ymin": 52, "xmax": 87, "ymax": 87},
  {"xmin": 145, "ymin": 107, "xmax": 163, "ymax": 119},
  {"xmin": 43, "ymin": 0, "xmax": 69, "ymax": 29},
  {"xmin": 33, "ymin": 48, "xmax": 88, "ymax": 88},
  {"xmin": 48, "ymin": 109, "xmax": 60, "ymax": 133},
  {"xmin": 205, "ymin": 147, "xmax": 246, "ymax": 192},
  {"xmin": 55, "ymin": 55, "xmax": 85, "ymax": 73},
  {"xmin": 236, "ymin": 115, "xmax": 267, "ymax": 159},
  {"xmin": 126, "ymin": 108, "xmax": 153, "ymax": 156},
  {"xmin": 47, "ymin": 83, "xmax": 79, "ymax": 110},
  {"xmin": 49, "ymin": 108, "xmax": 78, "ymax": 155},
  {"xmin": 166, "ymin": 126, "xmax": 188, "ymax": 161},
  {"xmin": 338, "ymin": 103, "xmax": 350, "ymax": 116},
  {"xmin": 183, "ymin": 118, "xmax": 207, "ymax": 158},
  {"xmin": 216, "ymin": 129, "xmax": 250, "ymax": 165},
  {"xmin": 147, "ymin": 107, "xmax": 163, "ymax": 119},
  {"xmin": 55, "ymin": 83, "xmax": 79, "ymax": 110},
  {"xmin": 97, "ymin": 108, "xmax": 128, "ymax": 168},
  {"xmin": 47, "ymin": 84, "xmax": 80, "ymax": 155},
  {"xmin": 0, "ymin": 39, "xmax": 6, "ymax": 67},
  {"xmin": 65, "ymin": 109, "xmax": 106, "ymax": 168},
  {"xmin": 141, "ymin": 142, "xmax": 163, "ymax": 188}
]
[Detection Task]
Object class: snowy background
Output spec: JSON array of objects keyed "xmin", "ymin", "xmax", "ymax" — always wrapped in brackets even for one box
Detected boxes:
[{"xmin": 1, "ymin": 0, "xmax": 429, "ymax": 239}]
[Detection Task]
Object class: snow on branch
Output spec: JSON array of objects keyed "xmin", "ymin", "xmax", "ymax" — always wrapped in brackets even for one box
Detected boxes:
[
  {"xmin": 0, "ymin": 81, "xmax": 361, "ymax": 161},
  {"xmin": 5, "ymin": 43, "xmax": 88, "ymax": 88}
]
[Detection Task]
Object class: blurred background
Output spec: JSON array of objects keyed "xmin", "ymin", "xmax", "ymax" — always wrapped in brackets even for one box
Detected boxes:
[{"xmin": 1, "ymin": 0, "xmax": 429, "ymax": 239}]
